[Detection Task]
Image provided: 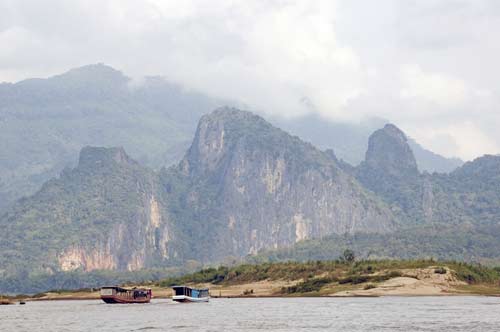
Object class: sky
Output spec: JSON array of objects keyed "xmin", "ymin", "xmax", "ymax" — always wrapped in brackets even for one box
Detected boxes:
[{"xmin": 1, "ymin": 0, "xmax": 499, "ymax": 160}]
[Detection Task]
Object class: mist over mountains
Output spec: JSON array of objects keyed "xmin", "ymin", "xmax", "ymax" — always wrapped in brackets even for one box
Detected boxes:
[{"xmin": 0, "ymin": 64, "xmax": 463, "ymax": 214}]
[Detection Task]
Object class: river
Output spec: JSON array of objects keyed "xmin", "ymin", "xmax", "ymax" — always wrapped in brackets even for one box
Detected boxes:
[{"xmin": 2, "ymin": 296, "xmax": 499, "ymax": 331}]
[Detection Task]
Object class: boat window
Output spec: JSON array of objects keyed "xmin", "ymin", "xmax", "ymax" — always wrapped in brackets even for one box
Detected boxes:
[
  {"xmin": 174, "ymin": 287, "xmax": 185, "ymax": 296},
  {"xmin": 100, "ymin": 288, "xmax": 114, "ymax": 296}
]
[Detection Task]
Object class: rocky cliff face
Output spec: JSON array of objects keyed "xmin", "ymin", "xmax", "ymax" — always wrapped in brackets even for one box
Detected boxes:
[
  {"xmin": 0, "ymin": 147, "xmax": 174, "ymax": 274},
  {"xmin": 163, "ymin": 108, "xmax": 397, "ymax": 262},
  {"xmin": 364, "ymin": 124, "xmax": 419, "ymax": 177}
]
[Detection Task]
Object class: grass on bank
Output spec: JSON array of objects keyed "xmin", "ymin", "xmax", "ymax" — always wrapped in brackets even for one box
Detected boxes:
[{"xmin": 156, "ymin": 259, "xmax": 500, "ymax": 295}]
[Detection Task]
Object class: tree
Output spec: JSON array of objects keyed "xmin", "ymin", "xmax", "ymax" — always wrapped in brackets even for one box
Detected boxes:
[{"xmin": 340, "ymin": 249, "xmax": 355, "ymax": 263}]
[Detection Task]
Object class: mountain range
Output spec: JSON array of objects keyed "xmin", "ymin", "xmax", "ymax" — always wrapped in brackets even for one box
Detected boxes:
[
  {"xmin": 0, "ymin": 108, "xmax": 396, "ymax": 277},
  {"xmin": 0, "ymin": 64, "xmax": 462, "ymax": 214},
  {"xmin": 3, "ymin": 65, "xmax": 496, "ymax": 294},
  {"xmin": 1, "ymin": 106, "xmax": 499, "ymax": 288}
]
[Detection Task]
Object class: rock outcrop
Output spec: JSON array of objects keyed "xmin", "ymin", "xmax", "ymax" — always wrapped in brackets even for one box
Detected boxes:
[
  {"xmin": 363, "ymin": 124, "xmax": 419, "ymax": 177},
  {"xmin": 355, "ymin": 123, "xmax": 424, "ymax": 223},
  {"xmin": 163, "ymin": 108, "xmax": 397, "ymax": 262}
]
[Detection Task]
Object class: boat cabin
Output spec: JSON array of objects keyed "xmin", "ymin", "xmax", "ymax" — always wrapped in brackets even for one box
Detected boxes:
[
  {"xmin": 173, "ymin": 286, "xmax": 209, "ymax": 298},
  {"xmin": 172, "ymin": 286, "xmax": 209, "ymax": 302},
  {"xmin": 100, "ymin": 286, "xmax": 152, "ymax": 304}
]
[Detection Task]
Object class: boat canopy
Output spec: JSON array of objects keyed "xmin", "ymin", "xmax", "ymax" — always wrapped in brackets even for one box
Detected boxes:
[
  {"xmin": 101, "ymin": 286, "xmax": 151, "ymax": 292},
  {"xmin": 172, "ymin": 286, "xmax": 209, "ymax": 298}
]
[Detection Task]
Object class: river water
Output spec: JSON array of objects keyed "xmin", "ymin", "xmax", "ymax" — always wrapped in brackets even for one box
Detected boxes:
[{"xmin": 2, "ymin": 297, "xmax": 499, "ymax": 331}]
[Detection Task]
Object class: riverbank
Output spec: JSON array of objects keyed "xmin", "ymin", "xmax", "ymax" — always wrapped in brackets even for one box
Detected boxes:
[
  {"xmin": 14, "ymin": 278, "xmax": 500, "ymax": 302},
  {"xmin": 10, "ymin": 260, "xmax": 500, "ymax": 301}
]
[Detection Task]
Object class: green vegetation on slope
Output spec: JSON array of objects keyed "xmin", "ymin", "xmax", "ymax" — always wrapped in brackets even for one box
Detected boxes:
[
  {"xmin": 253, "ymin": 224, "xmax": 500, "ymax": 265},
  {"xmin": 0, "ymin": 147, "xmax": 162, "ymax": 278}
]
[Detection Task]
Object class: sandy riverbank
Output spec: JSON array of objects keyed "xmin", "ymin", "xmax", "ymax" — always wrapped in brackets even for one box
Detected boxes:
[
  {"xmin": 18, "ymin": 266, "xmax": 500, "ymax": 302},
  {"xmin": 332, "ymin": 267, "xmax": 467, "ymax": 297}
]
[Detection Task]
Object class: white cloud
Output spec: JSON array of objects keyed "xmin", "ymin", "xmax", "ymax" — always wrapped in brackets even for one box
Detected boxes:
[
  {"xmin": 400, "ymin": 64, "xmax": 468, "ymax": 108},
  {"xmin": 1, "ymin": 0, "xmax": 500, "ymax": 160},
  {"xmin": 0, "ymin": 0, "xmax": 365, "ymax": 117},
  {"xmin": 411, "ymin": 122, "xmax": 499, "ymax": 160}
]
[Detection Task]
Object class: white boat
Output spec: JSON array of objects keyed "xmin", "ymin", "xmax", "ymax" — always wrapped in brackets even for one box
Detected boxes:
[{"xmin": 172, "ymin": 286, "xmax": 209, "ymax": 303}]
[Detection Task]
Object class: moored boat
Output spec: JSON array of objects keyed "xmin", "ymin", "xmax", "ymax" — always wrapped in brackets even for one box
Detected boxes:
[
  {"xmin": 172, "ymin": 286, "xmax": 209, "ymax": 303},
  {"xmin": 0, "ymin": 299, "xmax": 13, "ymax": 305},
  {"xmin": 100, "ymin": 286, "xmax": 152, "ymax": 304}
]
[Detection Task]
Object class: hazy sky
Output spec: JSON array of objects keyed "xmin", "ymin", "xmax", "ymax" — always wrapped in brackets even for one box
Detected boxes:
[{"xmin": 1, "ymin": 0, "xmax": 499, "ymax": 160}]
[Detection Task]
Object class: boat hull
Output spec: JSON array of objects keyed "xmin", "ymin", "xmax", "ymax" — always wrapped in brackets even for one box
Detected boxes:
[
  {"xmin": 172, "ymin": 295, "xmax": 209, "ymax": 303},
  {"xmin": 101, "ymin": 295, "xmax": 151, "ymax": 304}
]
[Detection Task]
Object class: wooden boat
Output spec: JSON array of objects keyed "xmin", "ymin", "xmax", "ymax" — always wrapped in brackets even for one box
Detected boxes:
[
  {"xmin": 100, "ymin": 286, "xmax": 152, "ymax": 304},
  {"xmin": 172, "ymin": 286, "xmax": 209, "ymax": 303}
]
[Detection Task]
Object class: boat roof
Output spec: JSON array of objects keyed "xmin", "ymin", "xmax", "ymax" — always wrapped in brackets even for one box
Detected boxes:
[{"xmin": 172, "ymin": 285, "xmax": 209, "ymax": 291}]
